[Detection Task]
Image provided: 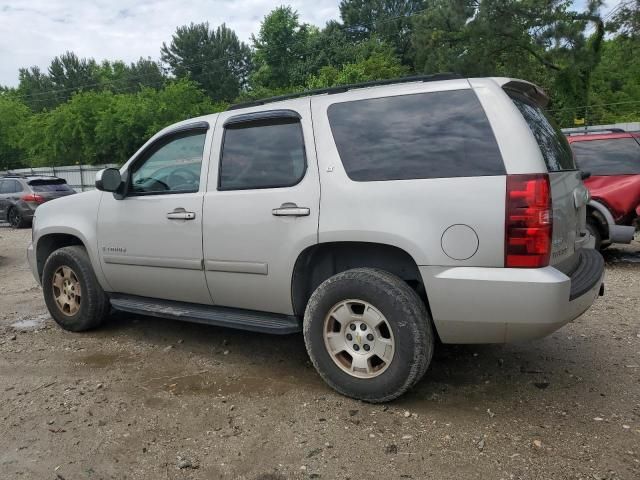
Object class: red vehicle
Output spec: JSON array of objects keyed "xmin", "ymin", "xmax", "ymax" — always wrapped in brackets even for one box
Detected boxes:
[{"xmin": 566, "ymin": 129, "xmax": 640, "ymax": 249}]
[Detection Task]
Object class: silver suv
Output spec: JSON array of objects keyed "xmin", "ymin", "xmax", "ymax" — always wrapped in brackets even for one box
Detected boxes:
[{"xmin": 27, "ymin": 76, "xmax": 605, "ymax": 402}]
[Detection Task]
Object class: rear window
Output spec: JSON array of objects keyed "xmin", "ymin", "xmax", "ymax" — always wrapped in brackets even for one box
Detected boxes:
[
  {"xmin": 327, "ymin": 90, "xmax": 505, "ymax": 181},
  {"xmin": 28, "ymin": 179, "xmax": 73, "ymax": 192},
  {"xmin": 510, "ymin": 95, "xmax": 576, "ymax": 172},
  {"xmin": 571, "ymin": 138, "xmax": 640, "ymax": 175}
]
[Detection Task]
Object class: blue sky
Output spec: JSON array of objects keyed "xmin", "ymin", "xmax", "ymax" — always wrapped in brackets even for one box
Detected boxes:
[{"xmin": 0, "ymin": 0, "xmax": 624, "ymax": 87}]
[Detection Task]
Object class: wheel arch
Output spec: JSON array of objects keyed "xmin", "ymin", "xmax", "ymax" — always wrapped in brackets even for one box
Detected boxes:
[
  {"xmin": 291, "ymin": 241, "xmax": 431, "ymax": 317},
  {"xmin": 587, "ymin": 199, "xmax": 612, "ymax": 241},
  {"xmin": 35, "ymin": 232, "xmax": 87, "ymax": 282}
]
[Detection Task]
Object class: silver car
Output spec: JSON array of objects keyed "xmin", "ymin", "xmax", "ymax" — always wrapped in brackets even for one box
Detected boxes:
[{"xmin": 27, "ymin": 76, "xmax": 604, "ymax": 402}]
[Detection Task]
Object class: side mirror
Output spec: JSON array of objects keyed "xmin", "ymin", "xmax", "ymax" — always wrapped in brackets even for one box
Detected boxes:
[{"xmin": 95, "ymin": 168, "xmax": 122, "ymax": 192}]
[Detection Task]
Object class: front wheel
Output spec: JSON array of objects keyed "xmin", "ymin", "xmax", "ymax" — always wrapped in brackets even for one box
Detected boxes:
[
  {"xmin": 42, "ymin": 246, "xmax": 110, "ymax": 331},
  {"xmin": 303, "ymin": 268, "xmax": 434, "ymax": 402}
]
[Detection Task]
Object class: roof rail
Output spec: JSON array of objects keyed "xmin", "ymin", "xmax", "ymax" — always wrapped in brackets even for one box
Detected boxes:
[
  {"xmin": 565, "ymin": 128, "xmax": 626, "ymax": 136},
  {"xmin": 227, "ymin": 73, "xmax": 463, "ymax": 111},
  {"xmin": 1, "ymin": 172, "xmax": 27, "ymax": 178}
]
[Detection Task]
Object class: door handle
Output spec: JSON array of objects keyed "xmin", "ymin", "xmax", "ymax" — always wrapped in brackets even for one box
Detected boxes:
[
  {"xmin": 167, "ymin": 208, "xmax": 196, "ymax": 220},
  {"xmin": 272, "ymin": 202, "xmax": 310, "ymax": 217}
]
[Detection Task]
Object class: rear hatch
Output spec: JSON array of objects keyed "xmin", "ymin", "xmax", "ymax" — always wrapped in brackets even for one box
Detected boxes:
[
  {"xmin": 508, "ymin": 91, "xmax": 588, "ymax": 274},
  {"xmin": 28, "ymin": 178, "xmax": 75, "ymax": 203}
]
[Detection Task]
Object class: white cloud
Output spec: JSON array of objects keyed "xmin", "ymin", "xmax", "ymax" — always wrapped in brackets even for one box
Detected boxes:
[{"xmin": 0, "ymin": 0, "xmax": 340, "ymax": 87}]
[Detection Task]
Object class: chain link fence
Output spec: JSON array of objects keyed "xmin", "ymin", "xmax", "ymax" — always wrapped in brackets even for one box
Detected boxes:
[{"xmin": 0, "ymin": 164, "xmax": 118, "ymax": 192}]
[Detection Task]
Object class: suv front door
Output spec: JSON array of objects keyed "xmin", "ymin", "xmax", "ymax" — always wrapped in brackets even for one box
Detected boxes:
[
  {"xmin": 97, "ymin": 123, "xmax": 213, "ymax": 304},
  {"xmin": 203, "ymin": 100, "xmax": 320, "ymax": 314}
]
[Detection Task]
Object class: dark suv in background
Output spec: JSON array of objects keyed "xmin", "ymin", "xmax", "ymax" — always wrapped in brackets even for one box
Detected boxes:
[{"xmin": 0, "ymin": 174, "xmax": 75, "ymax": 228}]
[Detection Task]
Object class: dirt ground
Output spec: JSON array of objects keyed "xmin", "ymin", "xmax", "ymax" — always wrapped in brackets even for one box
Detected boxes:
[{"xmin": 0, "ymin": 225, "xmax": 638, "ymax": 480}]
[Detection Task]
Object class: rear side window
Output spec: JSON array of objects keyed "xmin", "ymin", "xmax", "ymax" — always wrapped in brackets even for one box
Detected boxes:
[
  {"xmin": 571, "ymin": 138, "xmax": 640, "ymax": 175},
  {"xmin": 28, "ymin": 179, "xmax": 73, "ymax": 192},
  {"xmin": 510, "ymin": 96, "xmax": 576, "ymax": 172},
  {"xmin": 0, "ymin": 179, "xmax": 21, "ymax": 193},
  {"xmin": 327, "ymin": 90, "xmax": 505, "ymax": 181},
  {"xmin": 219, "ymin": 119, "xmax": 306, "ymax": 190}
]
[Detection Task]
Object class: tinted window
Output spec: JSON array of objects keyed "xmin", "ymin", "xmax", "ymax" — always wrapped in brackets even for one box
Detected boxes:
[
  {"xmin": 131, "ymin": 131, "xmax": 206, "ymax": 194},
  {"xmin": 29, "ymin": 179, "xmax": 73, "ymax": 192},
  {"xmin": 219, "ymin": 119, "xmax": 306, "ymax": 190},
  {"xmin": 510, "ymin": 96, "xmax": 576, "ymax": 171},
  {"xmin": 0, "ymin": 179, "xmax": 20, "ymax": 193},
  {"xmin": 327, "ymin": 90, "xmax": 504, "ymax": 182},
  {"xmin": 571, "ymin": 138, "xmax": 640, "ymax": 175}
]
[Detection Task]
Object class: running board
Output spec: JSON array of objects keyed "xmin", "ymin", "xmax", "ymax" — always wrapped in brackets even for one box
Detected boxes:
[{"xmin": 109, "ymin": 294, "xmax": 301, "ymax": 335}]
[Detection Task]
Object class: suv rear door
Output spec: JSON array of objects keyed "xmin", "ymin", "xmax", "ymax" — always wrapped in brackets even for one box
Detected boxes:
[
  {"xmin": 508, "ymin": 93, "xmax": 589, "ymax": 270},
  {"xmin": 202, "ymin": 99, "xmax": 320, "ymax": 315}
]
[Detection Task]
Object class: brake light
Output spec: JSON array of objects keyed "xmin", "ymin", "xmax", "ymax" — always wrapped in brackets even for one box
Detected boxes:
[
  {"xmin": 21, "ymin": 193, "xmax": 45, "ymax": 204},
  {"xmin": 505, "ymin": 174, "xmax": 552, "ymax": 268}
]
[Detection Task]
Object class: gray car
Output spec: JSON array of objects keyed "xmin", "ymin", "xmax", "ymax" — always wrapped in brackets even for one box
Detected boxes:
[
  {"xmin": 27, "ymin": 76, "xmax": 605, "ymax": 402},
  {"xmin": 0, "ymin": 174, "xmax": 75, "ymax": 228}
]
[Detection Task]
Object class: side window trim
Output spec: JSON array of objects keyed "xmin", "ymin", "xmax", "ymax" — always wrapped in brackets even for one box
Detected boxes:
[
  {"xmin": 125, "ymin": 123, "xmax": 210, "ymax": 198},
  {"xmin": 217, "ymin": 113, "xmax": 308, "ymax": 191}
]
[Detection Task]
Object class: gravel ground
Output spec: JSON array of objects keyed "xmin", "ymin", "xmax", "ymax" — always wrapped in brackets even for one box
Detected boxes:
[{"xmin": 0, "ymin": 225, "xmax": 638, "ymax": 480}]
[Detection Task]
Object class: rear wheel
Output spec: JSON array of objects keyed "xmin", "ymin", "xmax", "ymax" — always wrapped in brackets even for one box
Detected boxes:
[
  {"xmin": 42, "ymin": 246, "xmax": 110, "ymax": 331},
  {"xmin": 303, "ymin": 268, "xmax": 434, "ymax": 403},
  {"xmin": 8, "ymin": 207, "xmax": 28, "ymax": 228},
  {"xmin": 586, "ymin": 218, "xmax": 603, "ymax": 250}
]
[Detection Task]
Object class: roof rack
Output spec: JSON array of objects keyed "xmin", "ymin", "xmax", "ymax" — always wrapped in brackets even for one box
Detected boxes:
[
  {"xmin": 565, "ymin": 128, "xmax": 626, "ymax": 136},
  {"xmin": 0, "ymin": 172, "xmax": 27, "ymax": 178},
  {"xmin": 227, "ymin": 73, "xmax": 463, "ymax": 111}
]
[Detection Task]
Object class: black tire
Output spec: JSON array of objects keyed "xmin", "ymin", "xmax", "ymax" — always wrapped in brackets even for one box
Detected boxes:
[
  {"xmin": 42, "ymin": 246, "xmax": 110, "ymax": 332},
  {"xmin": 8, "ymin": 207, "xmax": 28, "ymax": 228},
  {"xmin": 586, "ymin": 218, "xmax": 603, "ymax": 250},
  {"xmin": 303, "ymin": 268, "xmax": 434, "ymax": 403}
]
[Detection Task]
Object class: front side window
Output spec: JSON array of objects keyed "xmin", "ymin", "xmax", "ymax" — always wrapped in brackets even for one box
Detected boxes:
[
  {"xmin": 219, "ymin": 118, "xmax": 306, "ymax": 190},
  {"xmin": 571, "ymin": 138, "xmax": 640, "ymax": 175},
  {"xmin": 510, "ymin": 95, "xmax": 576, "ymax": 172},
  {"xmin": 327, "ymin": 90, "xmax": 505, "ymax": 181},
  {"xmin": 131, "ymin": 131, "xmax": 206, "ymax": 195}
]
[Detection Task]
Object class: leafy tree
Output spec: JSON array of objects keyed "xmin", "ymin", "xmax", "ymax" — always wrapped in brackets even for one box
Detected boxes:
[
  {"xmin": 307, "ymin": 41, "xmax": 409, "ymax": 88},
  {"xmin": 340, "ymin": 0, "xmax": 426, "ymax": 65},
  {"xmin": 98, "ymin": 58, "xmax": 166, "ymax": 93},
  {"xmin": 0, "ymin": 94, "xmax": 31, "ymax": 169},
  {"xmin": 411, "ymin": 0, "xmax": 606, "ymax": 125},
  {"xmin": 251, "ymin": 6, "xmax": 313, "ymax": 89},
  {"xmin": 161, "ymin": 23, "xmax": 251, "ymax": 102}
]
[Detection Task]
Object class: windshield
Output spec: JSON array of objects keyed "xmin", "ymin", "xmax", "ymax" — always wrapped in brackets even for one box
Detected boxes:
[{"xmin": 571, "ymin": 137, "xmax": 640, "ymax": 175}]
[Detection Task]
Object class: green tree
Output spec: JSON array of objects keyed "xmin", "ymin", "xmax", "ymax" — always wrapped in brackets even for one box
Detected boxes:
[
  {"xmin": 411, "ymin": 0, "xmax": 606, "ymax": 125},
  {"xmin": 0, "ymin": 94, "xmax": 31, "ymax": 169},
  {"xmin": 161, "ymin": 23, "xmax": 251, "ymax": 102},
  {"xmin": 307, "ymin": 41, "xmax": 409, "ymax": 88},
  {"xmin": 251, "ymin": 6, "xmax": 313, "ymax": 89},
  {"xmin": 340, "ymin": 0, "xmax": 425, "ymax": 66}
]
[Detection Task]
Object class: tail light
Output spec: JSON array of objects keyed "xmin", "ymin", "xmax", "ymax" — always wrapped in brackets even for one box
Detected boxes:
[
  {"xmin": 505, "ymin": 174, "xmax": 552, "ymax": 268},
  {"xmin": 21, "ymin": 193, "xmax": 45, "ymax": 204}
]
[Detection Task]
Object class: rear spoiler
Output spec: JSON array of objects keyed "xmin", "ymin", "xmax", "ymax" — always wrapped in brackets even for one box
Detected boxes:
[{"xmin": 500, "ymin": 79, "xmax": 549, "ymax": 108}]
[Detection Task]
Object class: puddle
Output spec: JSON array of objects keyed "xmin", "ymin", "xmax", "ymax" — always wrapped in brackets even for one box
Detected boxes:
[
  {"xmin": 11, "ymin": 314, "xmax": 49, "ymax": 331},
  {"xmin": 76, "ymin": 352, "xmax": 137, "ymax": 368}
]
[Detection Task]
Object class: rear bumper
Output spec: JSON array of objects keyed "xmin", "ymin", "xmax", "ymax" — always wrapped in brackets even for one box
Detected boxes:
[
  {"xmin": 609, "ymin": 224, "xmax": 636, "ymax": 244},
  {"xmin": 420, "ymin": 249, "xmax": 605, "ymax": 344}
]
